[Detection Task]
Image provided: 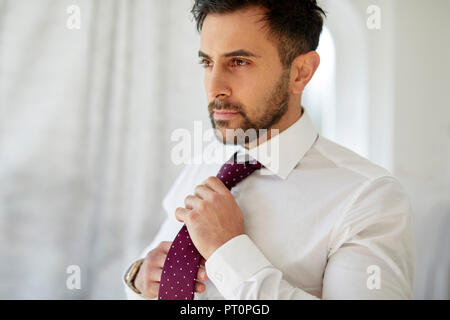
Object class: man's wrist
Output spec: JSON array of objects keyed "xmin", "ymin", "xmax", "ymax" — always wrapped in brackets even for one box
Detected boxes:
[{"xmin": 204, "ymin": 232, "xmax": 245, "ymax": 260}]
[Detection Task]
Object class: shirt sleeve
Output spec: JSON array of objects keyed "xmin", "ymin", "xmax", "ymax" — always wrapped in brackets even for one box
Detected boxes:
[
  {"xmin": 205, "ymin": 176, "xmax": 415, "ymax": 300},
  {"xmin": 323, "ymin": 176, "xmax": 415, "ymax": 299},
  {"xmin": 205, "ymin": 234, "xmax": 320, "ymax": 299}
]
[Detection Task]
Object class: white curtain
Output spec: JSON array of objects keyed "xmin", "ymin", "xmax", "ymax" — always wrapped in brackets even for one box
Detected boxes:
[
  {"xmin": 2, "ymin": 0, "xmax": 448, "ymax": 300},
  {"xmin": 0, "ymin": 0, "xmax": 207, "ymax": 299}
]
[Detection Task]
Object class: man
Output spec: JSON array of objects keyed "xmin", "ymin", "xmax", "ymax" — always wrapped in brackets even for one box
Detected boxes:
[{"xmin": 123, "ymin": 0, "xmax": 415, "ymax": 300}]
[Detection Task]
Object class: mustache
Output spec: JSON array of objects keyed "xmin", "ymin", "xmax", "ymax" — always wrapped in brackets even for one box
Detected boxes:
[{"xmin": 208, "ymin": 100, "xmax": 243, "ymax": 113}]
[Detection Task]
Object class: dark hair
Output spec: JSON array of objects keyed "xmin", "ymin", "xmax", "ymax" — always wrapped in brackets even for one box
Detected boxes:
[{"xmin": 191, "ymin": 0, "xmax": 326, "ymax": 69}]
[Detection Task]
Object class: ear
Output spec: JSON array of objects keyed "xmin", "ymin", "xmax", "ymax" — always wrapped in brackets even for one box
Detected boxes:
[{"xmin": 290, "ymin": 51, "xmax": 320, "ymax": 95}]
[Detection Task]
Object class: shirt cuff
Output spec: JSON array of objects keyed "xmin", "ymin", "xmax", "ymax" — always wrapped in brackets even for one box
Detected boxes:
[{"xmin": 205, "ymin": 234, "xmax": 272, "ymax": 299}]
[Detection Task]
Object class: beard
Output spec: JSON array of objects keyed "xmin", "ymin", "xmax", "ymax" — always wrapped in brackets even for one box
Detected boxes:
[{"xmin": 208, "ymin": 69, "xmax": 291, "ymax": 146}]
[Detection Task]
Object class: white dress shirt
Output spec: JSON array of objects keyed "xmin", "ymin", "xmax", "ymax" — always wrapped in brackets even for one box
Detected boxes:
[{"xmin": 123, "ymin": 109, "xmax": 415, "ymax": 300}]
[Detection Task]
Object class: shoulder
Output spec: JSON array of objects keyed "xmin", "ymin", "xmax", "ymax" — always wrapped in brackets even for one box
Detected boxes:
[
  {"xmin": 311, "ymin": 135, "xmax": 393, "ymax": 181},
  {"xmin": 303, "ymin": 135, "xmax": 411, "ymax": 213},
  {"xmin": 310, "ymin": 136, "xmax": 413, "ymax": 234}
]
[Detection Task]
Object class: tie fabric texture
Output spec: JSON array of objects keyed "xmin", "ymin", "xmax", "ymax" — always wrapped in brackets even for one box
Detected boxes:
[{"xmin": 158, "ymin": 151, "xmax": 263, "ymax": 300}]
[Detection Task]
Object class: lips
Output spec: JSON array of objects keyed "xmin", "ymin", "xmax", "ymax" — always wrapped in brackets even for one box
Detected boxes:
[{"xmin": 213, "ymin": 110, "xmax": 240, "ymax": 120}]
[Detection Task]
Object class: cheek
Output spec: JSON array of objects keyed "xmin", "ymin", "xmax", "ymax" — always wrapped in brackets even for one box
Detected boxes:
[
  {"xmin": 232, "ymin": 79, "xmax": 262, "ymax": 113},
  {"xmin": 203, "ymin": 76, "xmax": 209, "ymax": 97},
  {"xmin": 237, "ymin": 83, "xmax": 271, "ymax": 117},
  {"xmin": 243, "ymin": 69, "xmax": 276, "ymax": 96}
]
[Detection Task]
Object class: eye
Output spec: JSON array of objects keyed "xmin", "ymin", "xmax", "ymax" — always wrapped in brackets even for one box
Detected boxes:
[
  {"xmin": 198, "ymin": 59, "xmax": 212, "ymax": 69},
  {"xmin": 231, "ymin": 58, "xmax": 250, "ymax": 68}
]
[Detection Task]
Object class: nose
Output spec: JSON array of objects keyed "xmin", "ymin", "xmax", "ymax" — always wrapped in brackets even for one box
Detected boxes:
[{"xmin": 205, "ymin": 65, "xmax": 231, "ymax": 100}]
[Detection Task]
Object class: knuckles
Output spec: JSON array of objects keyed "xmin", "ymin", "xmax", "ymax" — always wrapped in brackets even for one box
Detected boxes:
[
  {"xmin": 146, "ymin": 243, "xmax": 167, "ymax": 264},
  {"xmin": 206, "ymin": 176, "xmax": 218, "ymax": 184},
  {"xmin": 146, "ymin": 250, "xmax": 155, "ymax": 260},
  {"xmin": 194, "ymin": 185, "xmax": 203, "ymax": 196},
  {"xmin": 184, "ymin": 194, "xmax": 195, "ymax": 207},
  {"xmin": 188, "ymin": 210, "xmax": 200, "ymax": 222},
  {"xmin": 196, "ymin": 201, "xmax": 207, "ymax": 212},
  {"xmin": 145, "ymin": 251, "xmax": 158, "ymax": 267}
]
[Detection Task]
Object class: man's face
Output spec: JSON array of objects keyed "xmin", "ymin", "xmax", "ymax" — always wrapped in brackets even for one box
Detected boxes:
[{"xmin": 199, "ymin": 6, "xmax": 291, "ymax": 145}]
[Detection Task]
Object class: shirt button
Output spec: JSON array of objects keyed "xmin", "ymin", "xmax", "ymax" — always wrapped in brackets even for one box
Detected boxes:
[{"xmin": 214, "ymin": 272, "xmax": 223, "ymax": 282}]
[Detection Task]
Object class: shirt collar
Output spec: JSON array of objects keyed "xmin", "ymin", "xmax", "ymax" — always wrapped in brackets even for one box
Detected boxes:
[{"xmin": 231, "ymin": 108, "xmax": 319, "ymax": 180}]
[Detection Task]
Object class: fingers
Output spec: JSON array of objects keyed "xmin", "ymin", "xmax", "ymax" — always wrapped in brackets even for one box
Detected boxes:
[
  {"xmin": 184, "ymin": 194, "xmax": 203, "ymax": 210},
  {"xmin": 186, "ymin": 177, "xmax": 227, "ymax": 213},
  {"xmin": 157, "ymin": 241, "xmax": 172, "ymax": 253},
  {"xmin": 193, "ymin": 184, "xmax": 214, "ymax": 200},
  {"xmin": 139, "ymin": 278, "xmax": 160, "ymax": 299},
  {"xmin": 196, "ymin": 266, "xmax": 208, "ymax": 282},
  {"xmin": 195, "ymin": 280, "xmax": 206, "ymax": 293},
  {"xmin": 203, "ymin": 176, "xmax": 229, "ymax": 194},
  {"xmin": 146, "ymin": 249, "xmax": 169, "ymax": 268},
  {"xmin": 146, "ymin": 266, "xmax": 163, "ymax": 282},
  {"xmin": 175, "ymin": 207, "xmax": 191, "ymax": 223}
]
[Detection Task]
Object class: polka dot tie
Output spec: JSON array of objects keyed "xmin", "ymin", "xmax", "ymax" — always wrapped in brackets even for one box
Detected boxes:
[{"xmin": 158, "ymin": 151, "xmax": 263, "ymax": 300}]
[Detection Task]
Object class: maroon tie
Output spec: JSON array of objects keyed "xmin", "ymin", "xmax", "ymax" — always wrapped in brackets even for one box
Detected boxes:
[{"xmin": 158, "ymin": 151, "xmax": 262, "ymax": 300}]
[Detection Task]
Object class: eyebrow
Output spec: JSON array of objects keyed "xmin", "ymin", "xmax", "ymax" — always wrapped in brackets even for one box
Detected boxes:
[{"xmin": 198, "ymin": 49, "xmax": 261, "ymax": 59}]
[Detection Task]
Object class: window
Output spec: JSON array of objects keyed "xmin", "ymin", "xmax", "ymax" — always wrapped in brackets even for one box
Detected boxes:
[{"xmin": 303, "ymin": 26, "xmax": 336, "ymax": 140}]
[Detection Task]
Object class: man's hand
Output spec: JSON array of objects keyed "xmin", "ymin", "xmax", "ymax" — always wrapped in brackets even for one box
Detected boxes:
[
  {"xmin": 134, "ymin": 241, "xmax": 208, "ymax": 298},
  {"xmin": 175, "ymin": 176, "xmax": 245, "ymax": 260}
]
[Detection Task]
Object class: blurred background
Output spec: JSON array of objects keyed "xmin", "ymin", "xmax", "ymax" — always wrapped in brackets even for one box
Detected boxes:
[{"xmin": 0, "ymin": 0, "xmax": 449, "ymax": 299}]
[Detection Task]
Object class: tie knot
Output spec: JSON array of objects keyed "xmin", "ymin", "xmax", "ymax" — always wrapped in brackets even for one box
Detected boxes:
[
  {"xmin": 246, "ymin": 160, "xmax": 263, "ymax": 170},
  {"xmin": 226, "ymin": 151, "xmax": 262, "ymax": 167},
  {"xmin": 217, "ymin": 152, "xmax": 263, "ymax": 190}
]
